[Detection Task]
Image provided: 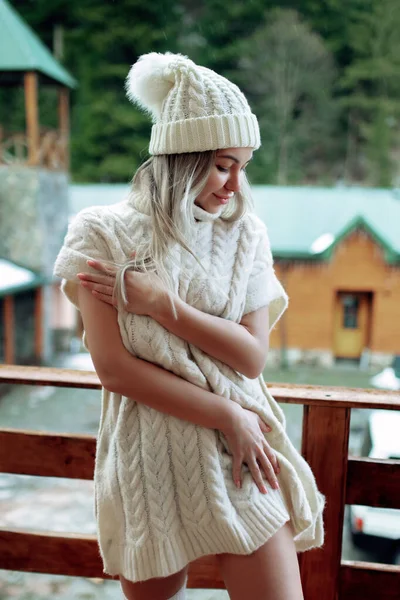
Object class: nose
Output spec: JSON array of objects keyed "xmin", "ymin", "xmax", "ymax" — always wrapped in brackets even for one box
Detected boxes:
[{"xmin": 225, "ymin": 170, "xmax": 241, "ymax": 193}]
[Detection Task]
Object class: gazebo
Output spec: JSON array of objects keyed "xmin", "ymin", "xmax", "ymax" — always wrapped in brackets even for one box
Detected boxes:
[
  {"xmin": 0, "ymin": 0, "xmax": 76, "ymax": 168},
  {"xmin": 0, "ymin": 0, "xmax": 76, "ymax": 364}
]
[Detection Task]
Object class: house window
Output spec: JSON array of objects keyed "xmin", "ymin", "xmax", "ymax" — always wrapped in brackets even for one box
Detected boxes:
[{"xmin": 342, "ymin": 295, "xmax": 359, "ymax": 329}]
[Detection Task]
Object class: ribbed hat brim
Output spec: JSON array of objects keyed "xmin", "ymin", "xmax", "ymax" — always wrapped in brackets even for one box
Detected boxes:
[{"xmin": 149, "ymin": 113, "xmax": 261, "ymax": 155}]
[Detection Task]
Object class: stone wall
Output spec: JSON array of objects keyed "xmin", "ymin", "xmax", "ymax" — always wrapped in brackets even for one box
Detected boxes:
[
  {"xmin": 0, "ymin": 166, "xmax": 69, "ymax": 363},
  {"xmin": 0, "ymin": 166, "xmax": 69, "ymax": 275}
]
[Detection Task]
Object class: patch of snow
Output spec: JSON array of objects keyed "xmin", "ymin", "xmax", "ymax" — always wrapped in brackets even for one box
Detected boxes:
[
  {"xmin": 0, "ymin": 259, "xmax": 36, "ymax": 292},
  {"xmin": 310, "ymin": 232, "xmax": 335, "ymax": 254}
]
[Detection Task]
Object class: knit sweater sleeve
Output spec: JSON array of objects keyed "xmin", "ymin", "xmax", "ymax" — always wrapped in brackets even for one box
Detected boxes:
[
  {"xmin": 243, "ymin": 223, "xmax": 288, "ymax": 331},
  {"xmin": 53, "ymin": 208, "xmax": 112, "ymax": 310}
]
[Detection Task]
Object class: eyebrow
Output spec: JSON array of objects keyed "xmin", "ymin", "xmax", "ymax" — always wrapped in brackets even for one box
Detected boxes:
[{"xmin": 218, "ymin": 154, "xmax": 253, "ymax": 165}]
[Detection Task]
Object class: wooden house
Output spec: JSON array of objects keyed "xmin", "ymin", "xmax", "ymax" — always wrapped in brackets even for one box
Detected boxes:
[{"xmin": 252, "ymin": 186, "xmax": 400, "ymax": 370}]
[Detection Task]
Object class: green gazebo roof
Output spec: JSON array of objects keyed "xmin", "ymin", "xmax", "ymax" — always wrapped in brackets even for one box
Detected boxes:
[{"xmin": 0, "ymin": 0, "xmax": 76, "ymax": 88}]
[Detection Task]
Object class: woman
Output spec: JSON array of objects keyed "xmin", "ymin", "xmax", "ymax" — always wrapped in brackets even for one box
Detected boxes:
[{"xmin": 54, "ymin": 52, "xmax": 325, "ymax": 600}]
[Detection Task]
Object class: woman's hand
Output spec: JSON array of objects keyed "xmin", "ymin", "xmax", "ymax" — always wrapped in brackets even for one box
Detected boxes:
[
  {"xmin": 77, "ymin": 259, "xmax": 170, "ymax": 318},
  {"xmin": 222, "ymin": 404, "xmax": 280, "ymax": 494}
]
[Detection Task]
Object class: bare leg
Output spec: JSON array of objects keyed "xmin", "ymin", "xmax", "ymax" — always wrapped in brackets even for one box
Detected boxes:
[
  {"xmin": 216, "ymin": 522, "xmax": 303, "ymax": 600},
  {"xmin": 120, "ymin": 566, "xmax": 188, "ymax": 600}
]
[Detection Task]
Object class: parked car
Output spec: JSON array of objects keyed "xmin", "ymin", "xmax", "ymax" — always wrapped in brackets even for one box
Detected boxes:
[
  {"xmin": 349, "ymin": 409, "xmax": 400, "ymax": 564},
  {"xmin": 370, "ymin": 355, "xmax": 400, "ymax": 391}
]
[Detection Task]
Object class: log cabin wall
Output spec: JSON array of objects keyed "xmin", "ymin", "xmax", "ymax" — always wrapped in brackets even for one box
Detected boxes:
[{"xmin": 269, "ymin": 229, "xmax": 400, "ymax": 368}]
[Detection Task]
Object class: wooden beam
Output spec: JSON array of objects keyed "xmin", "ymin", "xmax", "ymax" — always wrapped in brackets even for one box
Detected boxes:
[
  {"xmin": 0, "ymin": 366, "xmax": 399, "ymax": 410},
  {"xmin": 300, "ymin": 405, "xmax": 351, "ymax": 600},
  {"xmin": 24, "ymin": 72, "xmax": 40, "ymax": 166},
  {"xmin": 3, "ymin": 295, "xmax": 15, "ymax": 364},
  {"xmin": 346, "ymin": 457, "xmax": 400, "ymax": 509},
  {"xmin": 340, "ymin": 560, "xmax": 400, "ymax": 599},
  {"xmin": 0, "ymin": 429, "xmax": 96, "ymax": 479},
  {"xmin": 0, "ymin": 528, "xmax": 225, "ymax": 587},
  {"xmin": 0, "ymin": 529, "xmax": 110, "ymax": 578},
  {"xmin": 34, "ymin": 286, "xmax": 44, "ymax": 362},
  {"xmin": 58, "ymin": 87, "xmax": 70, "ymax": 170},
  {"xmin": 0, "ymin": 365, "xmax": 100, "ymax": 389}
]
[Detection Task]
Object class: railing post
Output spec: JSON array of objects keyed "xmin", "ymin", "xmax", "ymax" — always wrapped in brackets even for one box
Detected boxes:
[
  {"xmin": 3, "ymin": 295, "xmax": 15, "ymax": 364},
  {"xmin": 300, "ymin": 404, "xmax": 351, "ymax": 600},
  {"xmin": 24, "ymin": 72, "xmax": 40, "ymax": 166},
  {"xmin": 58, "ymin": 87, "xmax": 70, "ymax": 171}
]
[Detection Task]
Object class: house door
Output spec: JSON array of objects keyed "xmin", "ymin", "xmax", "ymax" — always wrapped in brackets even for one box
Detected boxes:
[{"xmin": 333, "ymin": 292, "xmax": 371, "ymax": 359}]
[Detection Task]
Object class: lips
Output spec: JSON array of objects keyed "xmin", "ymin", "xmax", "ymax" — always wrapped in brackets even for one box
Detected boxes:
[{"xmin": 214, "ymin": 194, "xmax": 232, "ymax": 202}]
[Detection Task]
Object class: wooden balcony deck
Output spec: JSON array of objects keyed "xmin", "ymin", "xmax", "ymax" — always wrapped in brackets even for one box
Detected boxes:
[{"xmin": 0, "ymin": 365, "xmax": 399, "ymax": 599}]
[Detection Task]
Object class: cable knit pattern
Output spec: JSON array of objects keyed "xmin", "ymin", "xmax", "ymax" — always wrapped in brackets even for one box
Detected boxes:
[{"xmin": 54, "ymin": 194, "xmax": 325, "ymax": 583}]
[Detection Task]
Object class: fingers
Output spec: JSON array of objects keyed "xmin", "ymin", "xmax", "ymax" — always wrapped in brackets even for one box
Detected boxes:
[
  {"xmin": 90, "ymin": 290, "xmax": 117, "ymax": 306},
  {"xmin": 232, "ymin": 449, "xmax": 280, "ymax": 494},
  {"xmin": 263, "ymin": 439, "xmax": 280, "ymax": 475},
  {"xmin": 87, "ymin": 259, "xmax": 117, "ymax": 275},
  {"xmin": 257, "ymin": 416, "xmax": 272, "ymax": 433},
  {"xmin": 78, "ymin": 278, "xmax": 116, "ymax": 306},
  {"xmin": 247, "ymin": 455, "xmax": 269, "ymax": 494},
  {"xmin": 257, "ymin": 447, "xmax": 280, "ymax": 490},
  {"xmin": 78, "ymin": 272, "xmax": 115, "ymax": 286},
  {"xmin": 232, "ymin": 456, "xmax": 243, "ymax": 489}
]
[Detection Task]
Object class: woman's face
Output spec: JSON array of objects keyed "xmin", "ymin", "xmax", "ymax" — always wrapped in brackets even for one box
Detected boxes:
[{"xmin": 195, "ymin": 147, "xmax": 253, "ymax": 214}]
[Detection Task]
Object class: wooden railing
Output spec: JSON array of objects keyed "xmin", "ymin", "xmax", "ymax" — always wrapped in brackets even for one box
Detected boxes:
[{"xmin": 0, "ymin": 365, "xmax": 399, "ymax": 599}]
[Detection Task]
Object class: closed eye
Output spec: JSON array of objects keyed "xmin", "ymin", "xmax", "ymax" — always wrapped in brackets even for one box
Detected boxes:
[{"xmin": 217, "ymin": 166, "xmax": 229, "ymax": 173}]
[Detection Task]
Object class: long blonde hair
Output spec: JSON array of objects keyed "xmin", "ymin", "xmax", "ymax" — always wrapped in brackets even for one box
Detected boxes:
[{"xmin": 114, "ymin": 150, "xmax": 254, "ymax": 312}]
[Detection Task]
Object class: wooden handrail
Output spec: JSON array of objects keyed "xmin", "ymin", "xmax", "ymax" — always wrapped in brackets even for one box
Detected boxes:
[
  {"xmin": 1, "ymin": 365, "xmax": 399, "ymax": 409},
  {"xmin": 0, "ymin": 365, "xmax": 399, "ymax": 599}
]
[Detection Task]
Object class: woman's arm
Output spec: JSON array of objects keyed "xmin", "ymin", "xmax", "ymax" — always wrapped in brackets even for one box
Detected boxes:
[
  {"xmin": 78, "ymin": 285, "xmax": 279, "ymax": 491},
  {"xmin": 78, "ymin": 261, "xmax": 270, "ymax": 379},
  {"xmin": 78, "ymin": 284, "xmax": 243, "ymax": 430},
  {"xmin": 156, "ymin": 298, "xmax": 270, "ymax": 379}
]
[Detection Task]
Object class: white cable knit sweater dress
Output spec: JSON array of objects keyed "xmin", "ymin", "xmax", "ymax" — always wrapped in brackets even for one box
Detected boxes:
[{"xmin": 54, "ymin": 190, "xmax": 325, "ymax": 583}]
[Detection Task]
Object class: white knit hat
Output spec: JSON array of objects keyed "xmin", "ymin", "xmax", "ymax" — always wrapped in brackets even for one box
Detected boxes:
[{"xmin": 125, "ymin": 52, "xmax": 261, "ymax": 155}]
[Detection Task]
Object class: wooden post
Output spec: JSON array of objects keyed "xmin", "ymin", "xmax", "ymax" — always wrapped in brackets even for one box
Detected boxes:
[
  {"xmin": 24, "ymin": 72, "xmax": 40, "ymax": 166},
  {"xmin": 300, "ymin": 404, "xmax": 351, "ymax": 600},
  {"xmin": 58, "ymin": 87, "xmax": 70, "ymax": 170},
  {"xmin": 3, "ymin": 295, "xmax": 15, "ymax": 364},
  {"xmin": 34, "ymin": 287, "xmax": 44, "ymax": 363}
]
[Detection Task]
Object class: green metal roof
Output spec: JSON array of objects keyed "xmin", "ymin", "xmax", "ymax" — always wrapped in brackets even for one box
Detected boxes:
[
  {"xmin": 0, "ymin": 0, "xmax": 76, "ymax": 88},
  {"xmin": 252, "ymin": 186, "xmax": 400, "ymax": 264}
]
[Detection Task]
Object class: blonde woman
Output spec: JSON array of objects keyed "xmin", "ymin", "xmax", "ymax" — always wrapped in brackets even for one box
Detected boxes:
[{"xmin": 54, "ymin": 52, "xmax": 325, "ymax": 600}]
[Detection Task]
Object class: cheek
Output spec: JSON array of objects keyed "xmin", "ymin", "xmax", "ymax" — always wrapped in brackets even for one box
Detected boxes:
[
  {"xmin": 206, "ymin": 171, "xmax": 226, "ymax": 192},
  {"xmin": 197, "ymin": 170, "xmax": 228, "ymax": 200}
]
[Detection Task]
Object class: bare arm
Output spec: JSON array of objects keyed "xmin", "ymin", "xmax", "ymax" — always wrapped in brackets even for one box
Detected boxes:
[
  {"xmin": 78, "ymin": 262, "xmax": 270, "ymax": 379},
  {"xmin": 156, "ymin": 298, "xmax": 270, "ymax": 379},
  {"xmin": 78, "ymin": 284, "xmax": 242, "ymax": 430}
]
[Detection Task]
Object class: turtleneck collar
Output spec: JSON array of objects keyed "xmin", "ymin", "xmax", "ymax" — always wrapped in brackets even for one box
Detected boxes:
[
  {"xmin": 129, "ymin": 188, "xmax": 224, "ymax": 222},
  {"xmin": 193, "ymin": 202, "xmax": 224, "ymax": 222}
]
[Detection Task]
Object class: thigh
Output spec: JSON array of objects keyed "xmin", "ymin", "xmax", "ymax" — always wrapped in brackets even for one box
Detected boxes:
[
  {"xmin": 120, "ymin": 566, "xmax": 188, "ymax": 600},
  {"xmin": 216, "ymin": 522, "xmax": 303, "ymax": 600}
]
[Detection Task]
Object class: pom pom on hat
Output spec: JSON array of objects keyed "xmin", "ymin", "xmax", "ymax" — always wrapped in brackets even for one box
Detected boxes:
[{"xmin": 125, "ymin": 52, "xmax": 195, "ymax": 121}]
